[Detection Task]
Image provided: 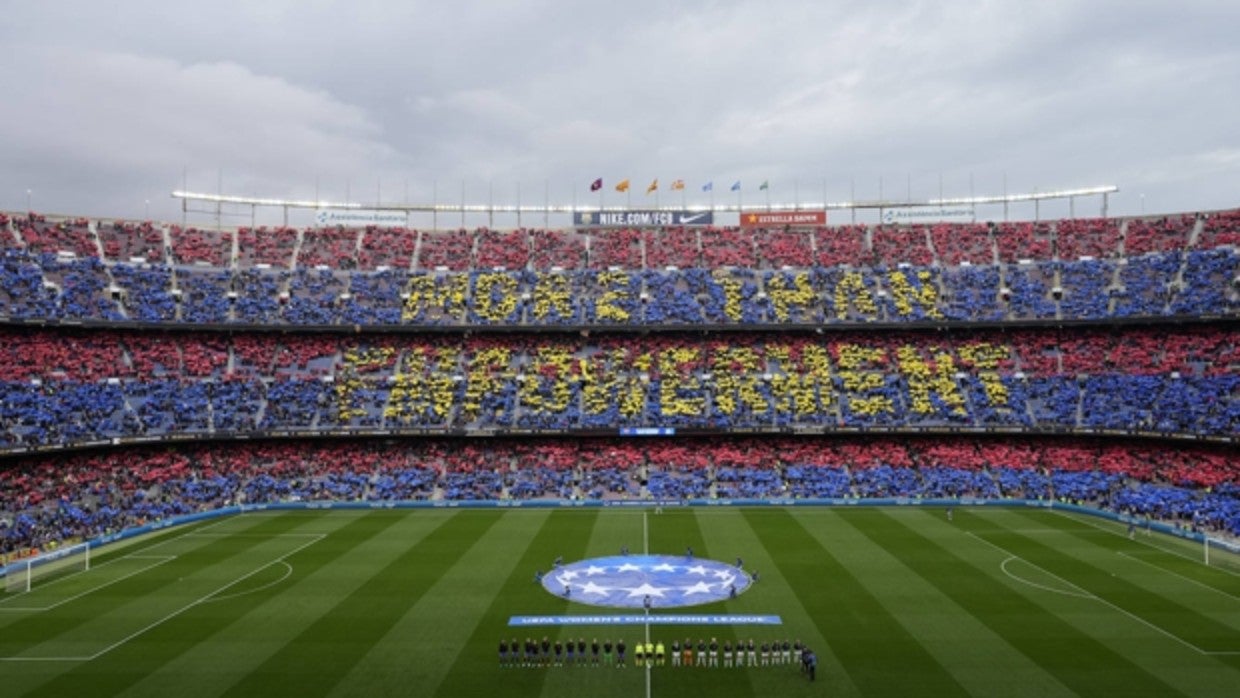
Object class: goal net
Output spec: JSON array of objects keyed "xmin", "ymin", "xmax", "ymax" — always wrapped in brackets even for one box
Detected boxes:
[
  {"xmin": 4, "ymin": 542, "xmax": 91, "ymax": 593},
  {"xmin": 1204, "ymin": 536, "xmax": 1240, "ymax": 575}
]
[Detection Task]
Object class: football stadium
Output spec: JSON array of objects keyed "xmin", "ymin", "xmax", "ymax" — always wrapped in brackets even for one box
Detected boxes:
[{"xmin": 1, "ymin": 194, "xmax": 1238, "ymax": 697}]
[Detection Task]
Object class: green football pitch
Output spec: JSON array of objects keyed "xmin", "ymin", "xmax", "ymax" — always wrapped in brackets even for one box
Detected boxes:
[{"xmin": 3, "ymin": 507, "xmax": 1239, "ymax": 697}]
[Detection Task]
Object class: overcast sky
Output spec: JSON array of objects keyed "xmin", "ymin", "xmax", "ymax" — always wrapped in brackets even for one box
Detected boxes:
[{"xmin": 1, "ymin": 0, "xmax": 1237, "ymax": 227}]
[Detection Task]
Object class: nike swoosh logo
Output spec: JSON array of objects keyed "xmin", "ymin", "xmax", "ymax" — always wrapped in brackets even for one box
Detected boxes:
[{"xmin": 679, "ymin": 213, "xmax": 707, "ymax": 224}]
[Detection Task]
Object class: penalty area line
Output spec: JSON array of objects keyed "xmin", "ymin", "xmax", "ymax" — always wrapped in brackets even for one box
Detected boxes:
[
  {"xmin": 0, "ymin": 556, "xmax": 177, "ymax": 613},
  {"xmin": 969, "ymin": 531, "xmax": 1219, "ymax": 656},
  {"xmin": 0, "ymin": 533, "xmax": 324, "ymax": 663},
  {"xmin": 83, "ymin": 533, "xmax": 324, "ymax": 661}
]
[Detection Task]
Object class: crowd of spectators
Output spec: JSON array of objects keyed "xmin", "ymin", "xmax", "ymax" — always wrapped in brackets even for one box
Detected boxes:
[
  {"xmin": 1, "ymin": 207, "xmax": 1235, "ymax": 575},
  {"xmin": 1, "ymin": 212, "xmax": 1236, "ymax": 328},
  {"xmin": 1, "ymin": 436, "xmax": 1236, "ymax": 559},
  {"xmin": 0, "ymin": 326, "xmax": 1234, "ymax": 447}
]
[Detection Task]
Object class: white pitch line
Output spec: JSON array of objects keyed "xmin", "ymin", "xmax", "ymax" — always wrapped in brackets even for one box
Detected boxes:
[
  {"xmin": 643, "ymin": 510, "xmax": 651, "ymax": 698},
  {"xmin": 97, "ymin": 515, "xmax": 236, "ymax": 556},
  {"xmin": 998, "ymin": 556, "xmax": 1094, "ymax": 599},
  {"xmin": 203, "ymin": 561, "xmax": 294, "ymax": 604},
  {"xmin": 0, "ymin": 515, "xmax": 241, "ymax": 608},
  {"xmin": 0, "ymin": 556, "xmax": 176, "ymax": 613},
  {"xmin": 1118, "ymin": 551, "xmax": 1240, "ymax": 603},
  {"xmin": 968, "ymin": 533, "xmax": 1094, "ymax": 599},
  {"xmin": 1052, "ymin": 511, "xmax": 1240, "ymax": 578},
  {"xmin": 182, "ymin": 532, "xmax": 326, "ymax": 538},
  {"xmin": 643, "ymin": 510, "xmax": 649, "ymax": 556},
  {"xmin": 968, "ymin": 531, "xmax": 1229, "ymax": 656},
  {"xmin": 83, "ymin": 533, "xmax": 325, "ymax": 661},
  {"xmin": 0, "ymin": 533, "xmax": 324, "ymax": 662},
  {"xmin": 0, "ymin": 552, "xmax": 159, "ymax": 606}
]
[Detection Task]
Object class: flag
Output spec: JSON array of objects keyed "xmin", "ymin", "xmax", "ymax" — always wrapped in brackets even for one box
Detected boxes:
[
  {"xmin": 616, "ymin": 179, "xmax": 630, "ymax": 192},
  {"xmin": 646, "ymin": 179, "xmax": 658, "ymax": 194},
  {"xmin": 671, "ymin": 179, "xmax": 685, "ymax": 191},
  {"xmin": 759, "ymin": 180, "xmax": 769, "ymax": 191},
  {"xmin": 590, "ymin": 178, "xmax": 603, "ymax": 191},
  {"xmin": 702, "ymin": 181, "xmax": 713, "ymax": 192},
  {"xmin": 731, "ymin": 181, "xmax": 741, "ymax": 192}
]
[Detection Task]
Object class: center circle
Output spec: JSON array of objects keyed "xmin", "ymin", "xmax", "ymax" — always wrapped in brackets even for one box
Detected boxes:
[{"xmin": 540, "ymin": 554, "xmax": 752, "ymax": 608}]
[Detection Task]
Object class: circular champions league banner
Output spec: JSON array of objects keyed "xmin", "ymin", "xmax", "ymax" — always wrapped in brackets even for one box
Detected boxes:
[{"xmin": 540, "ymin": 555, "xmax": 752, "ymax": 609}]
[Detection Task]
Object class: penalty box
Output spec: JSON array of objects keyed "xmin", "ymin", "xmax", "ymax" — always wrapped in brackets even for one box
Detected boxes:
[{"xmin": 0, "ymin": 531, "xmax": 322, "ymax": 662}]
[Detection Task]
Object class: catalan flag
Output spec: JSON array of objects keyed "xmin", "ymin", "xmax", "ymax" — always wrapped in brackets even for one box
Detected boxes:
[
  {"xmin": 671, "ymin": 179, "xmax": 685, "ymax": 191},
  {"xmin": 646, "ymin": 179, "xmax": 658, "ymax": 194},
  {"xmin": 615, "ymin": 179, "xmax": 630, "ymax": 192},
  {"xmin": 590, "ymin": 178, "xmax": 603, "ymax": 191}
]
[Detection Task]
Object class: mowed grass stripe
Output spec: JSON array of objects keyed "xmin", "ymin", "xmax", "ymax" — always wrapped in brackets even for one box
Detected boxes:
[
  {"xmin": 218, "ymin": 510, "xmax": 501, "ymax": 697},
  {"xmin": 433, "ymin": 509, "xmax": 599, "ymax": 698},
  {"xmin": 643, "ymin": 508, "xmax": 762, "ymax": 698},
  {"xmin": 742, "ymin": 508, "xmax": 970, "ymax": 697},
  {"xmin": 1015, "ymin": 510, "xmax": 1240, "ymax": 627},
  {"xmin": 327, "ymin": 509, "xmax": 554, "ymax": 698},
  {"xmin": 0, "ymin": 512, "xmax": 307, "ymax": 658},
  {"xmin": 985, "ymin": 509, "xmax": 1240, "ymax": 651},
  {"xmin": 992, "ymin": 509, "xmax": 1240, "ymax": 677},
  {"xmin": 0, "ymin": 515, "xmax": 268, "ymax": 638},
  {"xmin": 868, "ymin": 508, "xmax": 1192, "ymax": 697},
  {"xmin": 696, "ymin": 509, "xmax": 846, "ymax": 695},
  {"xmin": 119, "ymin": 510, "xmax": 451, "ymax": 698},
  {"xmin": 793, "ymin": 509, "xmax": 1074, "ymax": 698},
  {"xmin": 538, "ymin": 509, "xmax": 646, "ymax": 698},
  {"xmin": 0, "ymin": 517, "xmax": 275, "ymax": 698},
  {"xmin": 14, "ymin": 512, "xmax": 330, "ymax": 698}
]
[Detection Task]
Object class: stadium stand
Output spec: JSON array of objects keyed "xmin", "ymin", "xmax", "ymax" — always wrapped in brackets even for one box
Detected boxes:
[
  {"xmin": 2, "ymin": 436, "xmax": 1237, "ymax": 558},
  {"xmin": 0, "ymin": 325, "xmax": 1233, "ymax": 447},
  {"xmin": 1, "ymin": 213, "xmax": 1238, "ymax": 327},
  {"xmin": 0, "ymin": 208, "xmax": 1237, "ymax": 564}
]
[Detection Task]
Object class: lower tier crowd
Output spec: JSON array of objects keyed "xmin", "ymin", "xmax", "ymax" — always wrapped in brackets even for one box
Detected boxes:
[{"xmin": 1, "ymin": 436, "xmax": 1237, "ymax": 561}]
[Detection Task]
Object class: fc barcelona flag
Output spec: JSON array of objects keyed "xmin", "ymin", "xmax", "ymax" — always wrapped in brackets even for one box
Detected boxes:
[{"xmin": 589, "ymin": 178, "xmax": 603, "ymax": 191}]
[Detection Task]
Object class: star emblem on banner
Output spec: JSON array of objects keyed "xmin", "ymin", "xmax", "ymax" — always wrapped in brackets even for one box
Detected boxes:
[
  {"xmin": 681, "ymin": 581, "xmax": 715, "ymax": 596},
  {"xmin": 627, "ymin": 583, "xmax": 669, "ymax": 598},
  {"xmin": 538, "ymin": 555, "xmax": 754, "ymax": 609}
]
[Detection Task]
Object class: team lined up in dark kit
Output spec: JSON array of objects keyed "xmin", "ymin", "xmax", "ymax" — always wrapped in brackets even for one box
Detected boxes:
[{"xmin": 499, "ymin": 637, "xmax": 819, "ymax": 680}]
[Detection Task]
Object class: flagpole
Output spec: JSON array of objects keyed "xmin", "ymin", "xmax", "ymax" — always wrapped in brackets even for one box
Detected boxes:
[{"xmin": 850, "ymin": 177, "xmax": 855, "ymax": 225}]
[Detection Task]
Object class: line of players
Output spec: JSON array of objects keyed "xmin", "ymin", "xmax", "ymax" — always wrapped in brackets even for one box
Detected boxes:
[{"xmin": 500, "ymin": 636, "xmax": 816, "ymax": 675}]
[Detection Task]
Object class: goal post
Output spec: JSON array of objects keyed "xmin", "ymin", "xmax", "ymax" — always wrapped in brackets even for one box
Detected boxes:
[
  {"xmin": 1203, "ymin": 535, "xmax": 1240, "ymax": 574},
  {"xmin": 3, "ymin": 542, "xmax": 91, "ymax": 594}
]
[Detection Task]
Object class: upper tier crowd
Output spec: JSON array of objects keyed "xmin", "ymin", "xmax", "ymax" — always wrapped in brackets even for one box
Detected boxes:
[
  {"xmin": 0, "ymin": 326, "xmax": 1234, "ymax": 449},
  {"xmin": 2, "ymin": 210, "xmax": 1237, "ymax": 327},
  {"xmin": 2, "ymin": 436, "xmax": 1237, "ymax": 559}
]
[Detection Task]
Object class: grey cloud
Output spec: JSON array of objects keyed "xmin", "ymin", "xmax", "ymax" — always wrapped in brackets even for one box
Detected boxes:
[{"xmin": 0, "ymin": 0, "xmax": 1237, "ymax": 222}]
